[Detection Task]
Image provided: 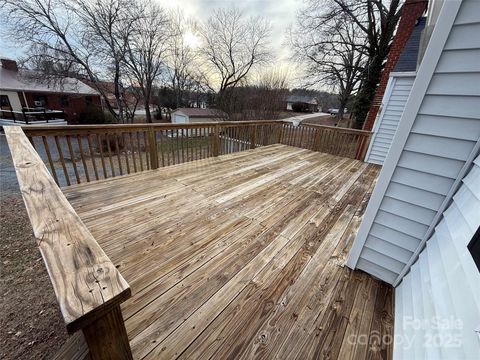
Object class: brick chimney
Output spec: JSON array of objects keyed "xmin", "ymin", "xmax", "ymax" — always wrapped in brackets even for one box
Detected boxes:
[
  {"xmin": 1, "ymin": 58, "xmax": 19, "ymax": 72},
  {"xmin": 362, "ymin": 0, "xmax": 428, "ymax": 131}
]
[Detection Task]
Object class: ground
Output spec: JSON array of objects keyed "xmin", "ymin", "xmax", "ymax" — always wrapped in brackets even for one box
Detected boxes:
[
  {"xmin": 0, "ymin": 134, "xmax": 67, "ymax": 360},
  {"xmin": 301, "ymin": 114, "xmax": 352, "ymax": 127}
]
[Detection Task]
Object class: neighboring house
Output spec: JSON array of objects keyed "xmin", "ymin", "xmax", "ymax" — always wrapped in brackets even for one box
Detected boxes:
[
  {"xmin": 0, "ymin": 59, "xmax": 100, "ymax": 121},
  {"xmin": 348, "ymin": 0, "xmax": 480, "ymax": 357},
  {"xmin": 365, "ymin": 17, "xmax": 427, "ymax": 165},
  {"xmin": 171, "ymin": 108, "xmax": 227, "ymax": 123},
  {"xmin": 285, "ymin": 95, "xmax": 319, "ymax": 112}
]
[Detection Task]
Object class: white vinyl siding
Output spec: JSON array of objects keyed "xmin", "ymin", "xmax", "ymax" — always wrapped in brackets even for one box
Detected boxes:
[
  {"xmin": 394, "ymin": 154, "xmax": 480, "ymax": 359},
  {"xmin": 348, "ymin": 0, "xmax": 480, "ymax": 286},
  {"xmin": 366, "ymin": 75, "xmax": 415, "ymax": 165}
]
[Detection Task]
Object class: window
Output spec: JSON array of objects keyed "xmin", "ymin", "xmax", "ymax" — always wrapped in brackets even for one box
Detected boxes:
[
  {"xmin": 85, "ymin": 96, "xmax": 93, "ymax": 105},
  {"xmin": 0, "ymin": 95, "xmax": 12, "ymax": 110},
  {"xmin": 59, "ymin": 95, "xmax": 69, "ymax": 107},
  {"xmin": 33, "ymin": 95, "xmax": 47, "ymax": 108},
  {"xmin": 468, "ymin": 226, "xmax": 480, "ymax": 272}
]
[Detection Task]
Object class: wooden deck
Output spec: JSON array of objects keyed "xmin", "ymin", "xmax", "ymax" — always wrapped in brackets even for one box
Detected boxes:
[{"xmin": 62, "ymin": 144, "xmax": 393, "ymax": 360}]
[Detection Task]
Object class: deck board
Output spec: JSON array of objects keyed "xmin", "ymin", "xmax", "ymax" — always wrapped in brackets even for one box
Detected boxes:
[{"xmin": 62, "ymin": 144, "xmax": 393, "ymax": 360}]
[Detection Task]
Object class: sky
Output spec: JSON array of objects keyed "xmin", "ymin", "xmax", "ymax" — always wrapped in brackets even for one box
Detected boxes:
[{"xmin": 0, "ymin": 0, "xmax": 306, "ymax": 86}]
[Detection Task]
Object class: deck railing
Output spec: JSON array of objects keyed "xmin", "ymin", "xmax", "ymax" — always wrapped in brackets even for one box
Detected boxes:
[
  {"xmin": 4, "ymin": 121, "xmax": 371, "ymax": 358},
  {"xmin": 21, "ymin": 120, "xmax": 371, "ymax": 187},
  {"xmin": 4, "ymin": 126, "xmax": 132, "ymax": 360}
]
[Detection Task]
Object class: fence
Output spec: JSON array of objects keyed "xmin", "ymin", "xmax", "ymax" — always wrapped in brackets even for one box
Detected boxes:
[{"xmin": 22, "ymin": 120, "xmax": 371, "ymax": 187}]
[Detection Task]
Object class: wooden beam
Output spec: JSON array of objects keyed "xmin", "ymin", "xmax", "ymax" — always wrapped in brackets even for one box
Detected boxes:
[{"xmin": 4, "ymin": 126, "xmax": 132, "ymax": 355}]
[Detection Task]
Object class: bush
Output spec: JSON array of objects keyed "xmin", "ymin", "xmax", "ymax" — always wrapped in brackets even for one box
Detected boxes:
[{"xmin": 76, "ymin": 105, "xmax": 115, "ymax": 124}]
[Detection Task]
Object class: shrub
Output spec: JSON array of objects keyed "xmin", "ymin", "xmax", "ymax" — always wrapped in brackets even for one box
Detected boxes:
[{"xmin": 76, "ymin": 105, "xmax": 115, "ymax": 124}]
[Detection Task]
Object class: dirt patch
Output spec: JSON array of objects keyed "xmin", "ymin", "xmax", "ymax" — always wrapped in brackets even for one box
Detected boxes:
[{"xmin": 0, "ymin": 194, "xmax": 67, "ymax": 359}]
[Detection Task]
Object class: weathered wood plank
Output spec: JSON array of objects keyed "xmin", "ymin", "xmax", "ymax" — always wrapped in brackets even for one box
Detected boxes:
[
  {"xmin": 4, "ymin": 126, "xmax": 131, "ymax": 334},
  {"xmin": 58, "ymin": 144, "xmax": 388, "ymax": 360}
]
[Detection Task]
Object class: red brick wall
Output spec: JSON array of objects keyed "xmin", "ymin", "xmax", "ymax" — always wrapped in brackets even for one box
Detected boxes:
[
  {"xmin": 362, "ymin": 0, "xmax": 428, "ymax": 131},
  {"xmin": 23, "ymin": 92, "xmax": 102, "ymax": 122}
]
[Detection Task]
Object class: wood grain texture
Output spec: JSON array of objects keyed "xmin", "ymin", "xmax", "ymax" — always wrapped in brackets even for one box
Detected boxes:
[
  {"xmin": 4, "ymin": 126, "xmax": 131, "ymax": 334},
  {"xmin": 61, "ymin": 144, "xmax": 392, "ymax": 359},
  {"xmin": 83, "ymin": 305, "xmax": 133, "ymax": 360}
]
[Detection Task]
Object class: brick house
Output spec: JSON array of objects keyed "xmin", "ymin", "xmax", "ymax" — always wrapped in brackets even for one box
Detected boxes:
[{"xmin": 0, "ymin": 59, "xmax": 101, "ymax": 122}]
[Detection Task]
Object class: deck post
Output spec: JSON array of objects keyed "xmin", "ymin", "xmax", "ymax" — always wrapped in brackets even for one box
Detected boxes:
[
  {"xmin": 148, "ymin": 128, "xmax": 158, "ymax": 169},
  {"xmin": 355, "ymin": 133, "xmax": 371, "ymax": 161},
  {"xmin": 82, "ymin": 305, "xmax": 133, "ymax": 360},
  {"xmin": 250, "ymin": 124, "xmax": 257, "ymax": 149},
  {"xmin": 213, "ymin": 123, "xmax": 220, "ymax": 156}
]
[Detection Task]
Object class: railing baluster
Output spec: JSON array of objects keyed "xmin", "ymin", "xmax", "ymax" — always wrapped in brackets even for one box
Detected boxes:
[
  {"xmin": 136, "ymin": 132, "xmax": 144, "ymax": 171},
  {"xmin": 122, "ymin": 133, "xmax": 130, "ymax": 174},
  {"xmin": 42, "ymin": 136, "xmax": 59, "ymax": 185},
  {"xmin": 158, "ymin": 130, "xmax": 165, "ymax": 167},
  {"xmin": 86, "ymin": 134, "xmax": 99, "ymax": 181},
  {"xmin": 76, "ymin": 135, "xmax": 90, "ymax": 182},
  {"xmin": 66, "ymin": 135, "xmax": 80, "ymax": 184},
  {"xmin": 114, "ymin": 133, "xmax": 123, "ymax": 176},
  {"xmin": 129, "ymin": 132, "xmax": 137, "ymax": 173},
  {"xmin": 54, "ymin": 135, "xmax": 70, "ymax": 186},
  {"xmin": 143, "ymin": 131, "xmax": 150, "ymax": 170},
  {"xmin": 96, "ymin": 134, "xmax": 108, "ymax": 179},
  {"xmin": 105, "ymin": 133, "xmax": 115, "ymax": 177}
]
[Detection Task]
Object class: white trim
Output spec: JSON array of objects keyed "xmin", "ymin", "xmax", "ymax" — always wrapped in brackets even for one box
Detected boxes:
[
  {"xmin": 22, "ymin": 91, "xmax": 28, "ymax": 108},
  {"xmin": 392, "ymin": 137, "xmax": 480, "ymax": 286},
  {"xmin": 346, "ymin": 0, "xmax": 463, "ymax": 272},
  {"xmin": 365, "ymin": 76, "xmax": 396, "ymax": 163},
  {"xmin": 389, "ymin": 71, "xmax": 418, "ymax": 77}
]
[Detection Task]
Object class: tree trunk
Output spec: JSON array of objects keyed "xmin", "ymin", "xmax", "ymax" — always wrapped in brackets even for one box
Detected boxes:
[{"xmin": 114, "ymin": 64, "xmax": 124, "ymax": 124}]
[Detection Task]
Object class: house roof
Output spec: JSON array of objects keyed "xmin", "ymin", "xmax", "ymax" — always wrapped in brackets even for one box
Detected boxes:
[
  {"xmin": 394, "ymin": 17, "xmax": 427, "ymax": 72},
  {"xmin": 286, "ymin": 95, "xmax": 318, "ymax": 105},
  {"xmin": 172, "ymin": 107, "xmax": 227, "ymax": 118},
  {"xmin": 0, "ymin": 67, "xmax": 98, "ymax": 95}
]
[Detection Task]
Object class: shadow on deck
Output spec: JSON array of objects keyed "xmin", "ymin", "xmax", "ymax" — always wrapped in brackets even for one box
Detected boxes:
[{"xmin": 62, "ymin": 144, "xmax": 393, "ymax": 360}]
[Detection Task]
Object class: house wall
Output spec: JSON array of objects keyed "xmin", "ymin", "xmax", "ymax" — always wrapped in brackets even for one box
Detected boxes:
[
  {"xmin": 362, "ymin": 0, "xmax": 427, "ymax": 131},
  {"xmin": 0, "ymin": 90, "xmax": 22, "ymax": 111},
  {"xmin": 23, "ymin": 92, "xmax": 102, "ymax": 121},
  {"xmin": 365, "ymin": 74, "xmax": 416, "ymax": 165},
  {"xmin": 347, "ymin": 0, "xmax": 480, "ymax": 285},
  {"xmin": 172, "ymin": 113, "xmax": 188, "ymax": 123},
  {"xmin": 394, "ymin": 153, "xmax": 480, "ymax": 359}
]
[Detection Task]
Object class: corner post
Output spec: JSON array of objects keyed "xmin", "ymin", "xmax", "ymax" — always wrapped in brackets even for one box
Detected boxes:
[
  {"xmin": 82, "ymin": 305, "xmax": 133, "ymax": 360},
  {"xmin": 213, "ymin": 123, "xmax": 220, "ymax": 156},
  {"xmin": 148, "ymin": 127, "xmax": 158, "ymax": 169}
]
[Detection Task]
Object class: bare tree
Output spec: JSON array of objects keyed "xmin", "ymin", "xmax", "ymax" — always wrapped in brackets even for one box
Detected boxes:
[
  {"xmin": 1, "ymin": 0, "xmax": 140, "ymax": 122},
  {"xmin": 72, "ymin": 0, "xmax": 139, "ymax": 123},
  {"xmin": 164, "ymin": 11, "xmax": 202, "ymax": 109},
  {"xmin": 292, "ymin": 11, "xmax": 367, "ymax": 121},
  {"xmin": 327, "ymin": 0, "xmax": 402, "ymax": 127},
  {"xmin": 124, "ymin": 1, "xmax": 169, "ymax": 123},
  {"xmin": 199, "ymin": 8, "xmax": 272, "ymax": 93},
  {"xmin": 298, "ymin": 0, "xmax": 402, "ymax": 127}
]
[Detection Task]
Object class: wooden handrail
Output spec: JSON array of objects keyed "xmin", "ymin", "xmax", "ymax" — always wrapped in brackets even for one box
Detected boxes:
[
  {"xmin": 299, "ymin": 122, "xmax": 371, "ymax": 136},
  {"xmin": 18, "ymin": 120, "xmax": 372, "ymax": 187},
  {"xmin": 4, "ymin": 126, "xmax": 132, "ymax": 359},
  {"xmin": 22, "ymin": 119, "xmax": 282, "ymax": 132}
]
